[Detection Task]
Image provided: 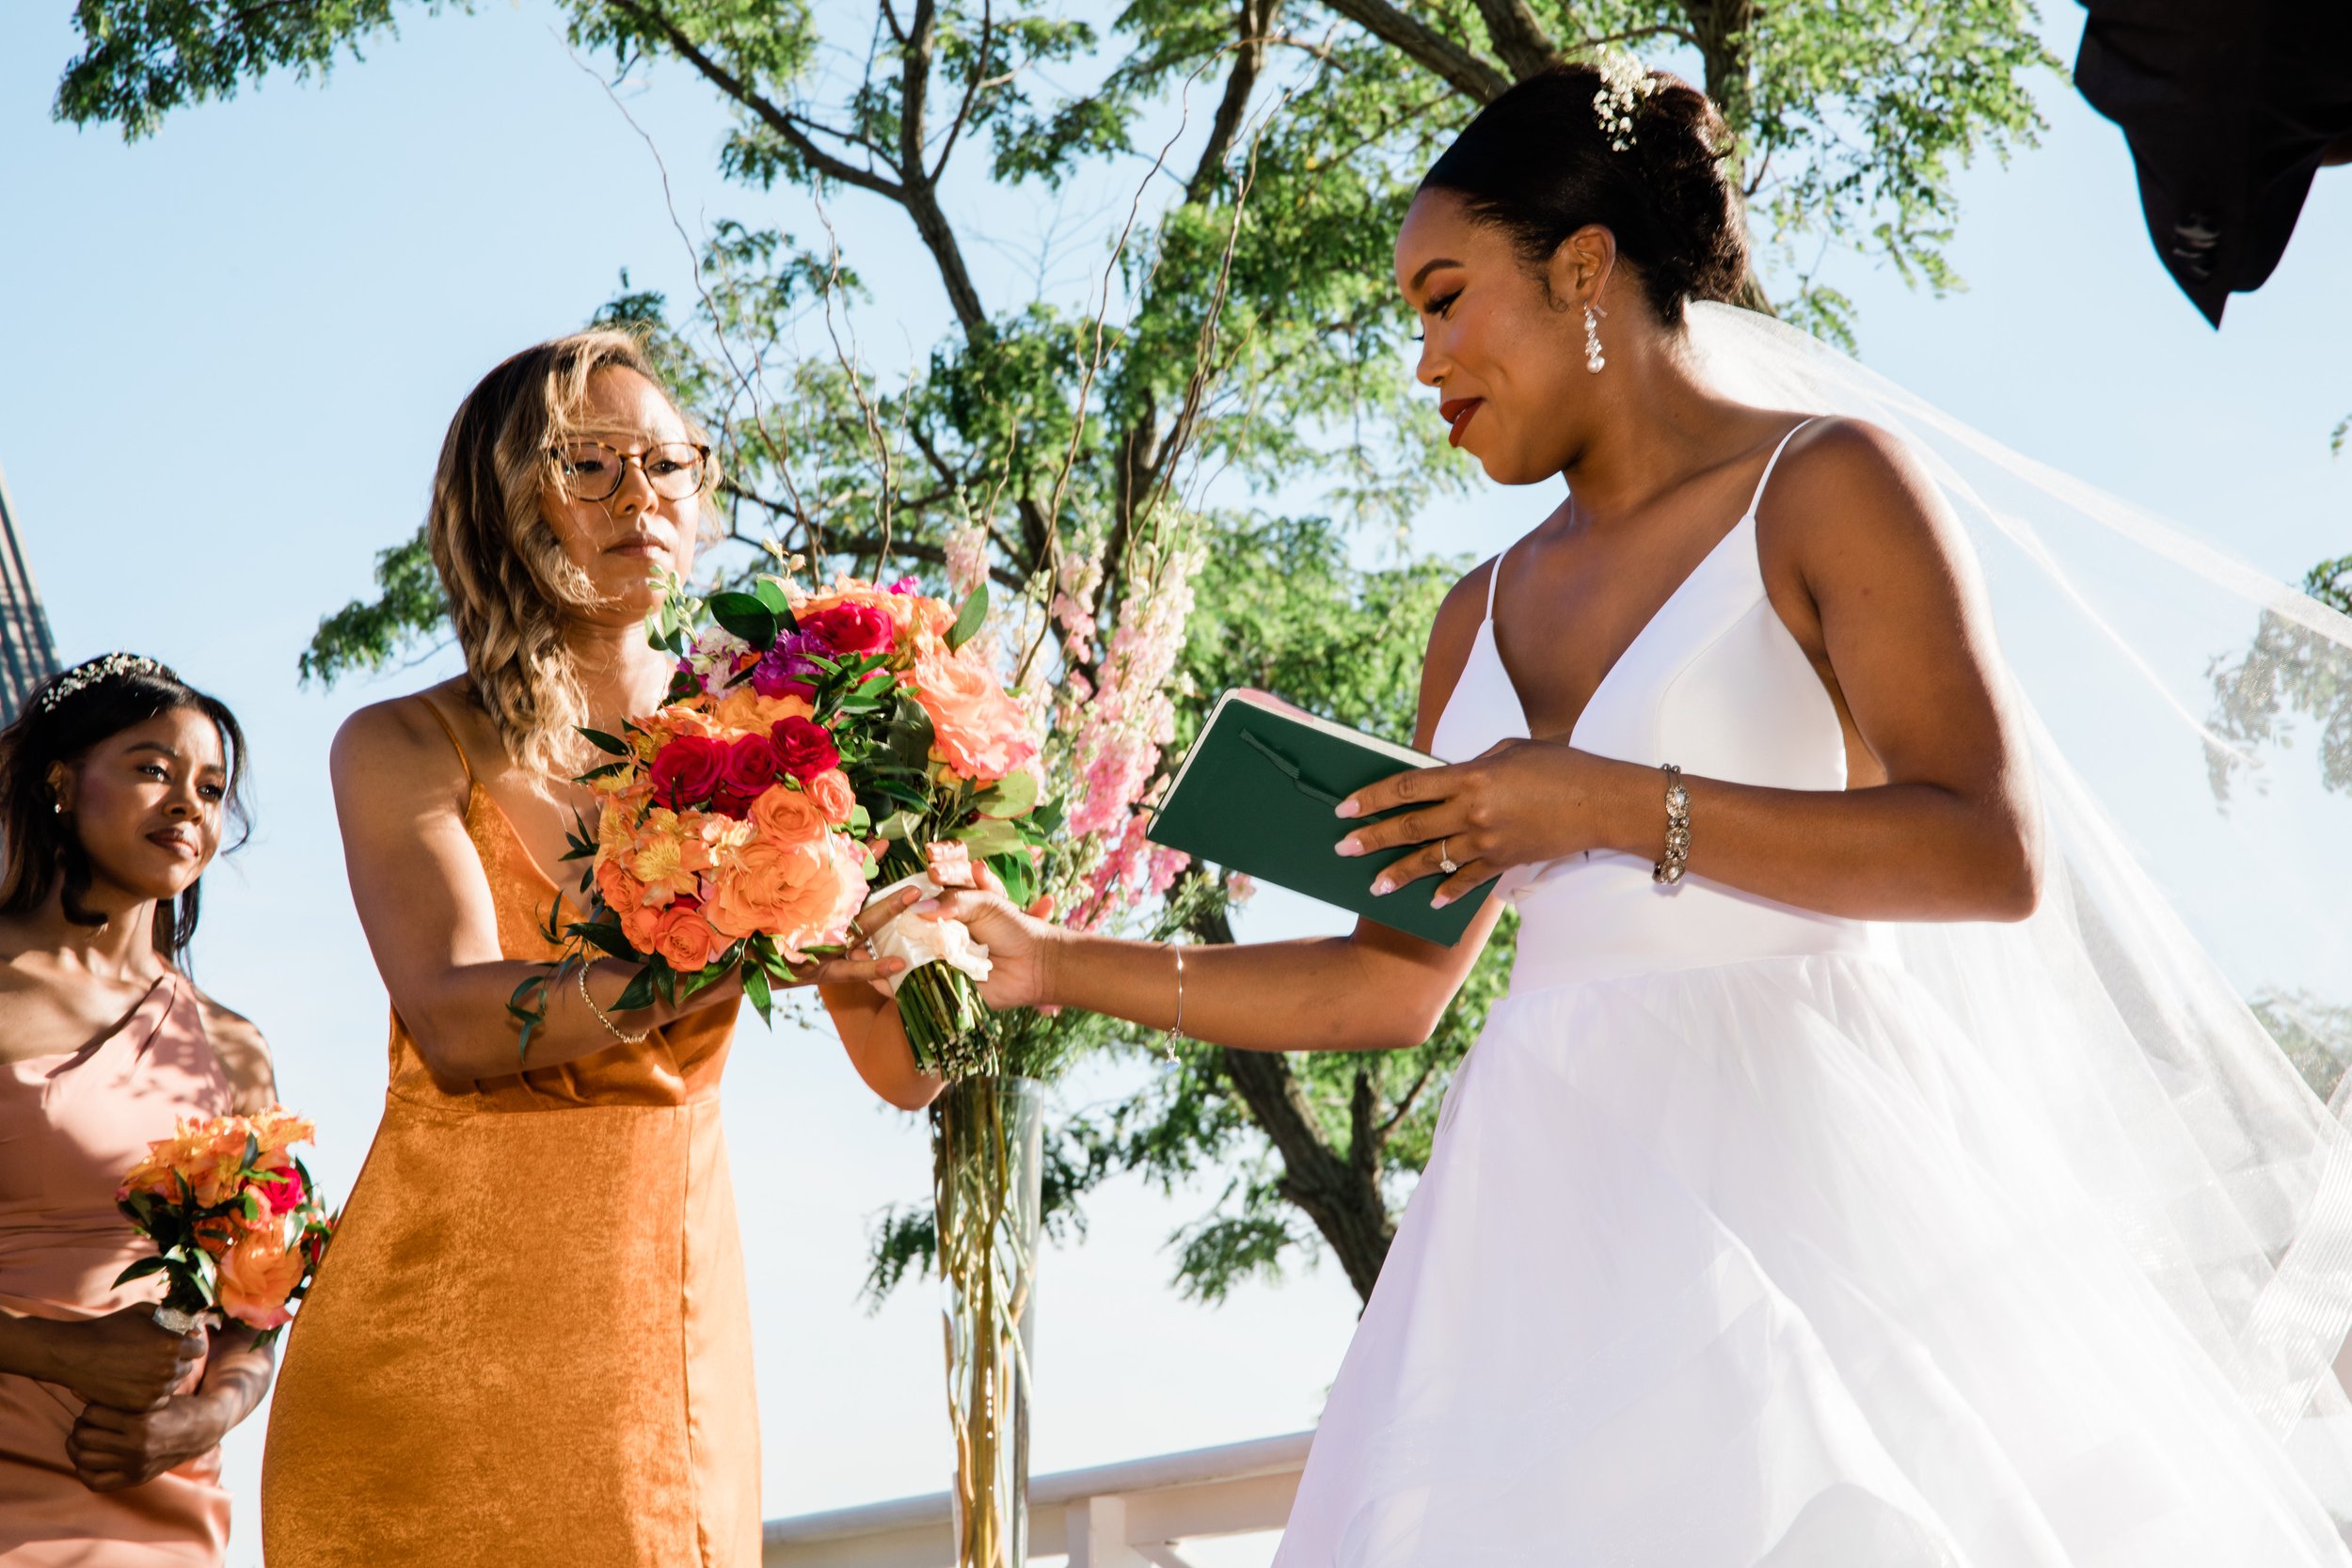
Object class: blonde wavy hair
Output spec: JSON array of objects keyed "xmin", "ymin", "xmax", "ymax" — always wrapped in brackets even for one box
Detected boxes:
[{"xmin": 429, "ymin": 329, "xmax": 714, "ymax": 781}]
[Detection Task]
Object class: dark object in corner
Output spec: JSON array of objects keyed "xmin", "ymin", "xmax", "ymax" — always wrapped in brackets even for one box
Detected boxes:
[{"xmin": 2075, "ymin": 0, "xmax": 2352, "ymax": 325}]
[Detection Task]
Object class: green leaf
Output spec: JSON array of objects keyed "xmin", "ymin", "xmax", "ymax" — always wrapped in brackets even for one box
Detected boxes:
[
  {"xmin": 743, "ymin": 961, "xmax": 773, "ymax": 1022},
  {"xmin": 953, "ymin": 816, "xmax": 1026, "ymax": 858},
  {"xmin": 989, "ymin": 850, "xmax": 1037, "ymax": 910},
  {"xmin": 970, "ymin": 768, "xmax": 1039, "ymax": 818},
  {"xmin": 875, "ymin": 808, "xmax": 922, "ymax": 842},
  {"xmin": 612, "ymin": 967, "xmax": 659, "ymax": 1013},
  {"xmin": 113, "ymin": 1256, "xmax": 171, "ymax": 1286},
  {"xmin": 753, "ymin": 578, "xmax": 794, "ymax": 616},
  {"xmin": 707, "ymin": 591, "xmax": 779, "ymax": 649},
  {"xmin": 946, "ymin": 582, "xmax": 990, "ymax": 652},
  {"xmin": 579, "ymin": 727, "xmax": 630, "ymax": 756}
]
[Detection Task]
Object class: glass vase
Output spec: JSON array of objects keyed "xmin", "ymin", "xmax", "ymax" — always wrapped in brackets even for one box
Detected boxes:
[{"xmin": 931, "ymin": 1073, "xmax": 1044, "ymax": 1568}]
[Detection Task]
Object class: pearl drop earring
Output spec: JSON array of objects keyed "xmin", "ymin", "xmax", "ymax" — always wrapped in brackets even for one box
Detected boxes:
[{"xmin": 1583, "ymin": 303, "xmax": 1608, "ymax": 373}]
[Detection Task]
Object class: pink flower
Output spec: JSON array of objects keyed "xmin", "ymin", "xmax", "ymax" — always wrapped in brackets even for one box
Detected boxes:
[
  {"xmin": 911, "ymin": 645, "xmax": 1038, "ymax": 784},
  {"xmin": 800, "ymin": 602, "xmax": 896, "ymax": 658}
]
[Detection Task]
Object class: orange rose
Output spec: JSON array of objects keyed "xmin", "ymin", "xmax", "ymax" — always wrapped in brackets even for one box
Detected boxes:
[
  {"xmin": 749, "ymin": 784, "xmax": 831, "ymax": 847},
  {"xmin": 596, "ymin": 857, "xmax": 652, "ymax": 913},
  {"xmin": 216, "ymin": 1231, "xmax": 307, "ymax": 1330},
  {"xmin": 654, "ymin": 903, "xmax": 724, "ymax": 972},
  {"xmin": 704, "ymin": 832, "xmax": 865, "ymax": 955},
  {"xmin": 803, "ymin": 768, "xmax": 857, "ymax": 825},
  {"xmin": 911, "ymin": 645, "xmax": 1039, "ymax": 783}
]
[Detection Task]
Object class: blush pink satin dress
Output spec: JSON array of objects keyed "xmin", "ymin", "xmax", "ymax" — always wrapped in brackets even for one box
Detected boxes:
[{"xmin": 0, "ymin": 974, "xmax": 235, "ymax": 1565}]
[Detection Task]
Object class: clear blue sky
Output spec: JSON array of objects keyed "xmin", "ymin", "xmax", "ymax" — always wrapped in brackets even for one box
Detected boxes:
[{"xmin": 3, "ymin": 5, "xmax": 2348, "ymax": 1563}]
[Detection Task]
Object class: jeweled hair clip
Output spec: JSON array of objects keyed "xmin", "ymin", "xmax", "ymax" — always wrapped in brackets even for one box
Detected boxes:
[{"xmin": 37, "ymin": 652, "xmax": 174, "ymax": 714}]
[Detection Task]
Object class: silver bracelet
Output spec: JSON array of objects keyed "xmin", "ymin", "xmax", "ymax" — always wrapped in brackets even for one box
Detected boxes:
[
  {"xmin": 1651, "ymin": 763, "xmax": 1692, "ymax": 885},
  {"xmin": 1162, "ymin": 945, "xmax": 1184, "ymax": 1064},
  {"xmin": 579, "ymin": 964, "xmax": 651, "ymax": 1045}
]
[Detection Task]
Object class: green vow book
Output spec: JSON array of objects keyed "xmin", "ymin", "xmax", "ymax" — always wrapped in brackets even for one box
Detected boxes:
[{"xmin": 1148, "ymin": 689, "xmax": 1493, "ymax": 945}]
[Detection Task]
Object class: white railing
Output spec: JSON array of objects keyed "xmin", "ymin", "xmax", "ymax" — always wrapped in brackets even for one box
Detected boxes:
[{"xmin": 763, "ymin": 1431, "xmax": 1311, "ymax": 1567}]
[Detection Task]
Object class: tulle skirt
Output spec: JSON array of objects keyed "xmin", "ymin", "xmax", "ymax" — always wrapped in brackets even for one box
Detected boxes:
[{"xmin": 1272, "ymin": 951, "xmax": 2352, "ymax": 1567}]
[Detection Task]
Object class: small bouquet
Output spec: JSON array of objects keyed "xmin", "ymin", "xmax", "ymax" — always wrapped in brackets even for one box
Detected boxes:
[
  {"xmin": 520, "ymin": 558, "xmax": 1054, "ymax": 1071},
  {"xmin": 115, "ymin": 1108, "xmax": 335, "ymax": 1341}
]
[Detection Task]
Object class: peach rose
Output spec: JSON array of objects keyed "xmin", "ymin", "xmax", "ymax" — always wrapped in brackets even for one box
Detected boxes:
[
  {"xmin": 710, "ymin": 688, "xmax": 815, "ymax": 736},
  {"xmin": 803, "ymin": 768, "xmax": 857, "ymax": 825},
  {"xmin": 749, "ymin": 784, "xmax": 831, "ymax": 847},
  {"xmin": 911, "ymin": 645, "xmax": 1039, "ymax": 783},
  {"xmin": 216, "ymin": 1231, "xmax": 307, "ymax": 1330},
  {"xmin": 703, "ymin": 832, "xmax": 865, "ymax": 955}
]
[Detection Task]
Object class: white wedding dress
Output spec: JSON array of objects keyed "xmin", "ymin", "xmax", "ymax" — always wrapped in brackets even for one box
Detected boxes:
[{"xmin": 1270, "ymin": 420, "xmax": 2352, "ymax": 1567}]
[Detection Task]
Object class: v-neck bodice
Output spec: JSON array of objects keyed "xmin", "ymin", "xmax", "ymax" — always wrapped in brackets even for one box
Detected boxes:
[{"xmin": 1431, "ymin": 421, "xmax": 1878, "ymax": 989}]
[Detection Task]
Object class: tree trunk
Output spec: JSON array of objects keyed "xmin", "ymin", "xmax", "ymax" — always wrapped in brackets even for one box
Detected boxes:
[{"xmin": 1196, "ymin": 908, "xmax": 1395, "ymax": 1302}]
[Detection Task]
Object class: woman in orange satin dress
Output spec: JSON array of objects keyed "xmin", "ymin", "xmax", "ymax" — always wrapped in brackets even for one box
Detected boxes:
[
  {"xmin": 262, "ymin": 331, "xmax": 938, "ymax": 1568},
  {"xmin": 0, "ymin": 655, "xmax": 278, "ymax": 1565}
]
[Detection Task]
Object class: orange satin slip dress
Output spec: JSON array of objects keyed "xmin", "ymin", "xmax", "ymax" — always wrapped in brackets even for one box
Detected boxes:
[
  {"xmin": 0, "ymin": 974, "xmax": 234, "ymax": 1565},
  {"xmin": 261, "ymin": 696, "xmax": 759, "ymax": 1567}
]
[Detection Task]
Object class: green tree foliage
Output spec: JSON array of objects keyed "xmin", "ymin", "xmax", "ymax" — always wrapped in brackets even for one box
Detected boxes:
[{"xmin": 60, "ymin": 0, "xmax": 2056, "ymax": 1304}]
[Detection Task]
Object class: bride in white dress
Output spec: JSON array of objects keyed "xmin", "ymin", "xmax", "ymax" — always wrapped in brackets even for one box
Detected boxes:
[{"xmin": 916, "ymin": 62, "xmax": 2352, "ymax": 1566}]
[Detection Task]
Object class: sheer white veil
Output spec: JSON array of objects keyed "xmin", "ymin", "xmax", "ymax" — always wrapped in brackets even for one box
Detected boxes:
[{"xmin": 1685, "ymin": 300, "xmax": 2352, "ymax": 1489}]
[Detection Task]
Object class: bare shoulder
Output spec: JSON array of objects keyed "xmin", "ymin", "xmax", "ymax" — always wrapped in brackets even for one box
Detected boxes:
[
  {"xmin": 1756, "ymin": 416, "xmax": 1969, "ymax": 589},
  {"xmin": 330, "ymin": 681, "xmax": 469, "ymax": 810},
  {"xmin": 1413, "ymin": 558, "xmax": 1502, "ymax": 746},
  {"xmin": 189, "ymin": 985, "xmax": 277, "ymax": 1110}
]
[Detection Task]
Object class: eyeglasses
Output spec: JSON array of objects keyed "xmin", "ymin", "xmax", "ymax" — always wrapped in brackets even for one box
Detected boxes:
[{"xmin": 549, "ymin": 440, "xmax": 711, "ymax": 502}]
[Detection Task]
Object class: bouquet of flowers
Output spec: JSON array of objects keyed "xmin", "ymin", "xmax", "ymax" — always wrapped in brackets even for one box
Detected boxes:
[
  {"xmin": 518, "ymin": 558, "xmax": 1053, "ymax": 1072},
  {"xmin": 114, "ymin": 1108, "xmax": 335, "ymax": 1341}
]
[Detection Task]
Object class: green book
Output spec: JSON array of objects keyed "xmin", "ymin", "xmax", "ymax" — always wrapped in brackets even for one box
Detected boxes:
[{"xmin": 1148, "ymin": 689, "xmax": 1494, "ymax": 945}]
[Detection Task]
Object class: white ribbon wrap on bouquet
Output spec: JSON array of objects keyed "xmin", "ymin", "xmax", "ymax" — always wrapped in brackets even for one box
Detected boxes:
[{"xmin": 861, "ymin": 873, "xmax": 993, "ymax": 993}]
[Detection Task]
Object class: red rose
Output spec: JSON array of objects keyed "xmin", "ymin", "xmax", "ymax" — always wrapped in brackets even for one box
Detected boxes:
[
  {"xmin": 800, "ymin": 603, "xmax": 897, "ymax": 658},
  {"xmin": 254, "ymin": 1164, "xmax": 307, "ymax": 1219},
  {"xmin": 771, "ymin": 716, "xmax": 841, "ymax": 782},
  {"xmin": 649, "ymin": 735, "xmax": 728, "ymax": 809},
  {"xmin": 709, "ymin": 733, "xmax": 785, "ymax": 816}
]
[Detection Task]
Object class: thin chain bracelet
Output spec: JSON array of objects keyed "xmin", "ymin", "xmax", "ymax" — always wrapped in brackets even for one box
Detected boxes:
[
  {"xmin": 1652, "ymin": 763, "xmax": 1692, "ymax": 885},
  {"xmin": 579, "ymin": 963, "xmax": 652, "ymax": 1045},
  {"xmin": 1162, "ymin": 944, "xmax": 1185, "ymax": 1065}
]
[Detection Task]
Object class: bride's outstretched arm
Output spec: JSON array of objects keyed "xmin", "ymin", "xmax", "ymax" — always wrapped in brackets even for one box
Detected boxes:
[
  {"xmin": 1337, "ymin": 420, "xmax": 2042, "ymax": 925},
  {"xmin": 904, "ymin": 896, "xmax": 1506, "ymax": 1054}
]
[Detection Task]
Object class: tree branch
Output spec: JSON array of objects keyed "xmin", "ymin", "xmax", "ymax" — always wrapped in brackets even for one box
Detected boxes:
[
  {"xmin": 1315, "ymin": 0, "xmax": 1509, "ymax": 103},
  {"xmin": 930, "ymin": 0, "xmax": 993, "ymax": 182},
  {"xmin": 607, "ymin": 0, "xmax": 908, "ymax": 201},
  {"xmin": 1470, "ymin": 0, "xmax": 1562, "ymax": 80},
  {"xmin": 1185, "ymin": 0, "xmax": 1277, "ymax": 204}
]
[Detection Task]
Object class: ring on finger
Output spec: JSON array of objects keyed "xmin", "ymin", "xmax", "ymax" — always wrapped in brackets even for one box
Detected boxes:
[{"xmin": 1438, "ymin": 837, "xmax": 1458, "ymax": 876}]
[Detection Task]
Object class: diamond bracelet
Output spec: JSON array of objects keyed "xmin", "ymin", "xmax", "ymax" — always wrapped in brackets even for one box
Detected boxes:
[{"xmin": 1652, "ymin": 763, "xmax": 1692, "ymax": 885}]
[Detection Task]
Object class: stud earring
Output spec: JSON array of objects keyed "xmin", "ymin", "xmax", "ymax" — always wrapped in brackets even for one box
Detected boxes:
[{"xmin": 1583, "ymin": 304, "xmax": 1607, "ymax": 373}]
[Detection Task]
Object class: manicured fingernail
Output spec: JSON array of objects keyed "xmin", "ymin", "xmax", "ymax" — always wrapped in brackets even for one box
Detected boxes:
[
  {"xmin": 1371, "ymin": 878, "xmax": 1394, "ymax": 895},
  {"xmin": 911, "ymin": 898, "xmax": 939, "ymax": 914},
  {"xmin": 1334, "ymin": 800, "xmax": 1359, "ymax": 818},
  {"xmin": 1335, "ymin": 837, "xmax": 1362, "ymax": 857},
  {"xmin": 1431, "ymin": 894, "xmax": 1454, "ymax": 910}
]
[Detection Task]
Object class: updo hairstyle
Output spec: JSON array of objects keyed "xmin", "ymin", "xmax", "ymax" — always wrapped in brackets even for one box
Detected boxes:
[
  {"xmin": 0, "ymin": 654, "xmax": 251, "ymax": 967},
  {"xmin": 1420, "ymin": 63, "xmax": 1747, "ymax": 323}
]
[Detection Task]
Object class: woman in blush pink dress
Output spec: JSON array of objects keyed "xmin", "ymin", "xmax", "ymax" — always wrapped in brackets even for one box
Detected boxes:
[{"xmin": 0, "ymin": 655, "xmax": 278, "ymax": 1566}]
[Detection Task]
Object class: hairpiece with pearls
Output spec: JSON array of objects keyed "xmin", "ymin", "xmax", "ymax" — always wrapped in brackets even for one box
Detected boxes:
[
  {"xmin": 36, "ymin": 653, "xmax": 175, "ymax": 715},
  {"xmin": 1590, "ymin": 50, "xmax": 1662, "ymax": 152}
]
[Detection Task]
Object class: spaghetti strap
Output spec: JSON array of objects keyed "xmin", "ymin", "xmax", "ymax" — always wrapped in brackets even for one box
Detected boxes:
[
  {"xmin": 1484, "ymin": 541, "xmax": 1512, "ymax": 623},
  {"xmin": 1744, "ymin": 417, "xmax": 1819, "ymax": 518},
  {"xmin": 414, "ymin": 696, "xmax": 477, "ymax": 796}
]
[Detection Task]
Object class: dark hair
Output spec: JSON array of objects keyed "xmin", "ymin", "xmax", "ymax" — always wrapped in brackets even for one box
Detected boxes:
[
  {"xmin": 1420, "ymin": 63, "xmax": 1746, "ymax": 322},
  {"xmin": 0, "ymin": 655, "xmax": 252, "ymax": 969}
]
